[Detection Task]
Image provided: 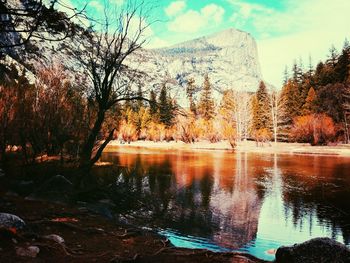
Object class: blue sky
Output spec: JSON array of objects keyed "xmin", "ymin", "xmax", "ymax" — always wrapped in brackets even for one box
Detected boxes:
[{"xmin": 67, "ymin": 0, "xmax": 350, "ymax": 87}]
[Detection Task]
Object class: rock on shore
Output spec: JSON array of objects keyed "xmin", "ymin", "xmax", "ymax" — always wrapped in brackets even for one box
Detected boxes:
[{"xmin": 275, "ymin": 237, "xmax": 350, "ymax": 263}]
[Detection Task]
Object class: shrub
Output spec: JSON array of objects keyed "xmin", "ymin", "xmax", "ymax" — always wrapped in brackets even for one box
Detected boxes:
[
  {"xmin": 177, "ymin": 115, "xmax": 200, "ymax": 144},
  {"xmin": 206, "ymin": 121, "xmax": 221, "ymax": 143},
  {"xmin": 253, "ymin": 128, "xmax": 272, "ymax": 147},
  {"xmin": 119, "ymin": 121, "xmax": 137, "ymax": 143},
  {"xmin": 164, "ymin": 126, "xmax": 176, "ymax": 142},
  {"xmin": 290, "ymin": 114, "xmax": 336, "ymax": 145},
  {"xmin": 146, "ymin": 122, "xmax": 165, "ymax": 142},
  {"xmin": 221, "ymin": 121, "xmax": 236, "ymax": 149}
]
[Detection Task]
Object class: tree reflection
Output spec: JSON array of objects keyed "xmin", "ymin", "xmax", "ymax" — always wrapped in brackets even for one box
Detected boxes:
[
  {"xmin": 277, "ymin": 155, "xmax": 350, "ymax": 245},
  {"xmin": 98, "ymin": 149, "xmax": 350, "ymax": 252},
  {"xmin": 99, "ymin": 150, "xmax": 265, "ymax": 249}
]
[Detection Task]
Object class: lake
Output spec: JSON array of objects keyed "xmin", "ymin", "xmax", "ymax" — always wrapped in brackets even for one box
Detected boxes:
[{"xmin": 99, "ymin": 147, "xmax": 350, "ymax": 261}]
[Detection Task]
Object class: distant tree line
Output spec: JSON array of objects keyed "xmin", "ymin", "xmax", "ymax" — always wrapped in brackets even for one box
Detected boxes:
[{"xmin": 280, "ymin": 40, "xmax": 350, "ymax": 144}]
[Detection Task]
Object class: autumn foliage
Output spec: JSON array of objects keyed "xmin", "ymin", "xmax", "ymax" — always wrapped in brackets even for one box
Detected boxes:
[
  {"xmin": 253, "ymin": 128, "xmax": 272, "ymax": 147},
  {"xmin": 290, "ymin": 114, "xmax": 336, "ymax": 145},
  {"xmin": 0, "ymin": 64, "xmax": 87, "ymax": 163}
]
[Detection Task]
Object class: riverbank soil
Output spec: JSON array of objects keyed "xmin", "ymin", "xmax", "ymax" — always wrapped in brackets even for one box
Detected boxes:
[{"xmin": 0, "ymin": 179, "xmax": 266, "ymax": 263}]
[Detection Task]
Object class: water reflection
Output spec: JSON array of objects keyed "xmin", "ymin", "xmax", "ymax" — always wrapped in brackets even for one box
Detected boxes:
[{"xmin": 99, "ymin": 148, "xmax": 350, "ymax": 261}]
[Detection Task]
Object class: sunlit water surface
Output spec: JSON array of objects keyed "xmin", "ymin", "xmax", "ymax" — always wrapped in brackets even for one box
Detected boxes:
[{"xmin": 99, "ymin": 147, "xmax": 350, "ymax": 261}]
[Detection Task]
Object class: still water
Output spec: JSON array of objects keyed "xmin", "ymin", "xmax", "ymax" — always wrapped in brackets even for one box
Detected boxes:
[{"xmin": 100, "ymin": 147, "xmax": 350, "ymax": 261}]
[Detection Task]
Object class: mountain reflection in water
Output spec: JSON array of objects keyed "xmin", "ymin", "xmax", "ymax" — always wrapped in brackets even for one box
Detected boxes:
[{"xmin": 99, "ymin": 147, "xmax": 350, "ymax": 261}]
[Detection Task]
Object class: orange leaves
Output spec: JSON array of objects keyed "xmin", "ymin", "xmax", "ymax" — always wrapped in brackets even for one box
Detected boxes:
[
  {"xmin": 119, "ymin": 120, "xmax": 138, "ymax": 143},
  {"xmin": 291, "ymin": 114, "xmax": 336, "ymax": 145},
  {"xmin": 253, "ymin": 128, "xmax": 272, "ymax": 146},
  {"xmin": 146, "ymin": 122, "xmax": 166, "ymax": 142},
  {"xmin": 221, "ymin": 121, "xmax": 236, "ymax": 141}
]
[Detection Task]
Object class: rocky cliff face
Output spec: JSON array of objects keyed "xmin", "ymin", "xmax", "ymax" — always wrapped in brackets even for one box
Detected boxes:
[
  {"xmin": 127, "ymin": 28, "xmax": 262, "ymax": 105},
  {"xmin": 153, "ymin": 28, "xmax": 261, "ymax": 91}
]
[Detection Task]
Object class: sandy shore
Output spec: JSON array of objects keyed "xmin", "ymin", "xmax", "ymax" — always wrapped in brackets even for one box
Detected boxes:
[{"xmin": 105, "ymin": 140, "xmax": 350, "ymax": 157}]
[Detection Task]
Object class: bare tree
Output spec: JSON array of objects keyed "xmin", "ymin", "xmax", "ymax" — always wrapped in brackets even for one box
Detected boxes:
[
  {"xmin": 233, "ymin": 91, "xmax": 251, "ymax": 141},
  {"xmin": 75, "ymin": 0, "xmax": 151, "ymax": 170},
  {"xmin": 0, "ymin": 85, "xmax": 16, "ymax": 161},
  {"xmin": 342, "ymin": 84, "xmax": 350, "ymax": 143},
  {"xmin": 0, "ymin": 0, "xmax": 86, "ymax": 49},
  {"xmin": 270, "ymin": 88, "xmax": 285, "ymax": 144},
  {"xmin": 220, "ymin": 90, "xmax": 251, "ymax": 142}
]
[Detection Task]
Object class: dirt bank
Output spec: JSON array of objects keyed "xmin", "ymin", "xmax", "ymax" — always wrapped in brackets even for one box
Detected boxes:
[{"xmin": 0, "ymin": 194, "xmax": 267, "ymax": 263}]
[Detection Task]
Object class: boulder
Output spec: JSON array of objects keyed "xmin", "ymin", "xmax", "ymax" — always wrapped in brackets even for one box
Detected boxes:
[
  {"xmin": 16, "ymin": 246, "xmax": 40, "ymax": 258},
  {"xmin": 44, "ymin": 234, "xmax": 65, "ymax": 244},
  {"xmin": 0, "ymin": 213, "xmax": 26, "ymax": 230},
  {"xmin": 275, "ymin": 237, "xmax": 350, "ymax": 263}
]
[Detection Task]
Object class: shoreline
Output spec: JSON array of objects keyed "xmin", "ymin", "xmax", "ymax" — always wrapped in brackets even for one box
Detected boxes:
[
  {"xmin": 105, "ymin": 140, "xmax": 350, "ymax": 157},
  {"xmin": 0, "ymin": 194, "xmax": 267, "ymax": 263}
]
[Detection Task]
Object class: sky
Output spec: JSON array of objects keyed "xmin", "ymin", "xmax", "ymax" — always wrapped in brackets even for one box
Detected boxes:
[{"xmin": 66, "ymin": 0, "xmax": 350, "ymax": 88}]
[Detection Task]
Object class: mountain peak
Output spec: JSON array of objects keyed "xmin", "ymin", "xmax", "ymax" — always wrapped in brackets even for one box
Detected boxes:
[
  {"xmin": 135, "ymin": 27, "xmax": 262, "ymax": 106},
  {"xmin": 202, "ymin": 27, "xmax": 253, "ymax": 47},
  {"xmin": 156, "ymin": 27, "xmax": 255, "ymax": 54}
]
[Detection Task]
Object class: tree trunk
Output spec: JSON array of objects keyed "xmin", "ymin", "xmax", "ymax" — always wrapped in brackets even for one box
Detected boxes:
[
  {"xmin": 344, "ymin": 113, "xmax": 349, "ymax": 144},
  {"xmin": 90, "ymin": 128, "xmax": 115, "ymax": 165},
  {"xmin": 79, "ymin": 109, "xmax": 106, "ymax": 169}
]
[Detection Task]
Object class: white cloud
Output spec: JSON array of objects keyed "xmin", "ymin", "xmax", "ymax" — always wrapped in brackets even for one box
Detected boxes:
[
  {"xmin": 201, "ymin": 4, "xmax": 225, "ymax": 24},
  {"xmin": 228, "ymin": 0, "xmax": 290, "ymax": 37},
  {"xmin": 165, "ymin": 1, "xmax": 186, "ymax": 17},
  {"xmin": 229, "ymin": 0, "xmax": 271, "ymax": 19},
  {"xmin": 168, "ymin": 4, "xmax": 225, "ymax": 33},
  {"xmin": 257, "ymin": 0, "xmax": 350, "ymax": 88},
  {"xmin": 168, "ymin": 10, "xmax": 206, "ymax": 33},
  {"xmin": 227, "ymin": 0, "xmax": 350, "ymax": 88}
]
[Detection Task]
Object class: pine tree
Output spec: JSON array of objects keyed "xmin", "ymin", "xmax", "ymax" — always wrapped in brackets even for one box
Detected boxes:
[
  {"xmin": 335, "ymin": 39, "xmax": 350, "ymax": 83},
  {"xmin": 252, "ymin": 81, "xmax": 272, "ymax": 131},
  {"xmin": 158, "ymin": 84, "xmax": 174, "ymax": 127},
  {"xmin": 251, "ymin": 95, "xmax": 259, "ymax": 130},
  {"xmin": 292, "ymin": 60, "xmax": 303, "ymax": 84},
  {"xmin": 302, "ymin": 87, "xmax": 316, "ymax": 115},
  {"xmin": 149, "ymin": 90, "xmax": 158, "ymax": 116},
  {"xmin": 343, "ymin": 84, "xmax": 350, "ymax": 143},
  {"xmin": 328, "ymin": 45, "xmax": 338, "ymax": 67},
  {"xmin": 292, "ymin": 61, "xmax": 298, "ymax": 82},
  {"xmin": 220, "ymin": 90, "xmax": 235, "ymax": 120},
  {"xmin": 298, "ymin": 57, "xmax": 304, "ymax": 79},
  {"xmin": 186, "ymin": 78, "xmax": 197, "ymax": 115},
  {"xmin": 308, "ymin": 54, "xmax": 314, "ymax": 78},
  {"xmin": 281, "ymin": 79, "xmax": 302, "ymax": 123},
  {"xmin": 198, "ymin": 74, "xmax": 215, "ymax": 121},
  {"xmin": 300, "ymin": 78, "xmax": 312, "ymax": 104},
  {"xmin": 344, "ymin": 38, "xmax": 350, "ymax": 50},
  {"xmin": 283, "ymin": 66, "xmax": 289, "ymax": 86},
  {"xmin": 123, "ymin": 86, "xmax": 132, "ymax": 110},
  {"xmin": 135, "ymin": 85, "xmax": 144, "ymax": 111}
]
